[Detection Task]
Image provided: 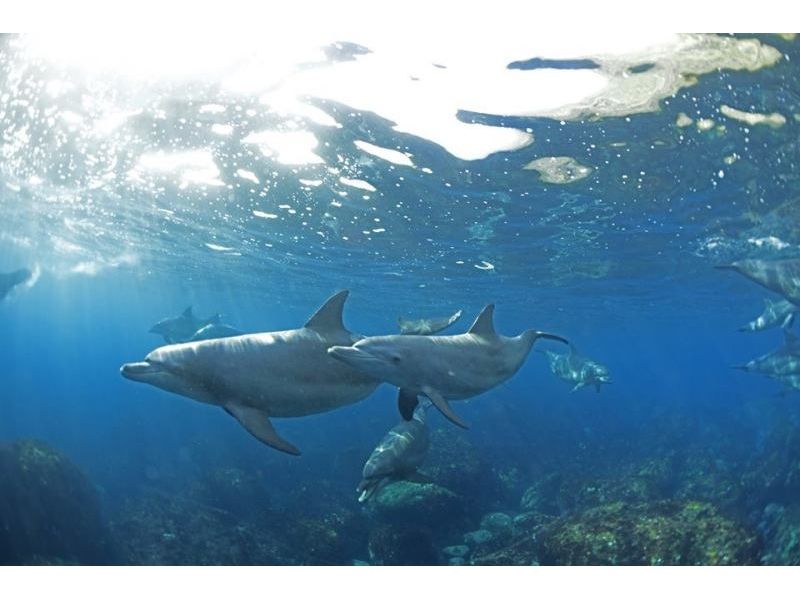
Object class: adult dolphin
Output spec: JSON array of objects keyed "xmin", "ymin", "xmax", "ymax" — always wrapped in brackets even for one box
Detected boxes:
[
  {"xmin": 121, "ymin": 291, "xmax": 380, "ymax": 455},
  {"xmin": 0, "ymin": 268, "xmax": 32, "ymax": 302},
  {"xmin": 717, "ymin": 258, "xmax": 800, "ymax": 305},
  {"xmin": 739, "ymin": 298, "xmax": 797, "ymax": 332},
  {"xmin": 357, "ymin": 404, "xmax": 431, "ymax": 503},
  {"xmin": 398, "ymin": 309, "xmax": 463, "ymax": 335},
  {"xmin": 328, "ymin": 304, "xmax": 567, "ymax": 428}
]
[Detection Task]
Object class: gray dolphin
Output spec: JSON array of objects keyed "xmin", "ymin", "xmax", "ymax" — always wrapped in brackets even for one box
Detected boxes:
[
  {"xmin": 398, "ymin": 310, "xmax": 463, "ymax": 335},
  {"xmin": 717, "ymin": 258, "xmax": 800, "ymax": 306},
  {"xmin": 0, "ymin": 268, "xmax": 32, "ymax": 302},
  {"xmin": 149, "ymin": 306, "xmax": 223, "ymax": 344},
  {"xmin": 740, "ymin": 298, "xmax": 797, "ymax": 332},
  {"xmin": 328, "ymin": 304, "xmax": 567, "ymax": 428},
  {"xmin": 189, "ymin": 322, "xmax": 244, "ymax": 341},
  {"xmin": 734, "ymin": 329, "xmax": 800, "ymax": 378},
  {"xmin": 357, "ymin": 403, "xmax": 431, "ymax": 503},
  {"xmin": 121, "ymin": 291, "xmax": 380, "ymax": 455},
  {"xmin": 540, "ymin": 344, "xmax": 612, "ymax": 393}
]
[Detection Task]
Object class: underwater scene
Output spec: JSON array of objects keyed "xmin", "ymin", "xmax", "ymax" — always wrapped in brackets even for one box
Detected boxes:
[{"xmin": 2, "ymin": 32, "xmax": 800, "ymax": 566}]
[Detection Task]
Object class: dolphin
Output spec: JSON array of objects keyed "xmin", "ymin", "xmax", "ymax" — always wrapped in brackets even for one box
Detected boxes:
[
  {"xmin": 121, "ymin": 291, "xmax": 380, "ymax": 455},
  {"xmin": 189, "ymin": 322, "xmax": 244, "ymax": 341},
  {"xmin": 540, "ymin": 344, "xmax": 612, "ymax": 393},
  {"xmin": 740, "ymin": 298, "xmax": 797, "ymax": 332},
  {"xmin": 398, "ymin": 309, "xmax": 463, "ymax": 335},
  {"xmin": 0, "ymin": 268, "xmax": 32, "ymax": 302},
  {"xmin": 357, "ymin": 404, "xmax": 431, "ymax": 503},
  {"xmin": 716, "ymin": 258, "xmax": 800, "ymax": 306},
  {"xmin": 149, "ymin": 307, "xmax": 222, "ymax": 344},
  {"xmin": 328, "ymin": 304, "xmax": 567, "ymax": 428},
  {"xmin": 734, "ymin": 329, "xmax": 800, "ymax": 377}
]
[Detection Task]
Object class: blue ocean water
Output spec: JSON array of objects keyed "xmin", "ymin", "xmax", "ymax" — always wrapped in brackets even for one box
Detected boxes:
[{"xmin": 1, "ymin": 33, "xmax": 800, "ymax": 565}]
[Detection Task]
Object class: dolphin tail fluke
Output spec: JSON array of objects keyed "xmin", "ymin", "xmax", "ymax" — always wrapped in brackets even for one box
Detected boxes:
[
  {"xmin": 224, "ymin": 404, "xmax": 301, "ymax": 456},
  {"xmin": 398, "ymin": 388, "xmax": 420, "ymax": 421},
  {"xmin": 423, "ymin": 386, "xmax": 468, "ymax": 429}
]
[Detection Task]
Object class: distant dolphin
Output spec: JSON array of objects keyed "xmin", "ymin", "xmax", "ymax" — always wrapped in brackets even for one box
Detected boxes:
[
  {"xmin": 734, "ymin": 329, "xmax": 800, "ymax": 378},
  {"xmin": 740, "ymin": 298, "xmax": 797, "ymax": 332},
  {"xmin": 189, "ymin": 323, "xmax": 244, "ymax": 341},
  {"xmin": 0, "ymin": 268, "xmax": 32, "ymax": 302},
  {"xmin": 357, "ymin": 404, "xmax": 431, "ymax": 503},
  {"xmin": 149, "ymin": 307, "xmax": 222, "ymax": 344},
  {"xmin": 121, "ymin": 291, "xmax": 380, "ymax": 455},
  {"xmin": 328, "ymin": 304, "xmax": 567, "ymax": 428},
  {"xmin": 398, "ymin": 310, "xmax": 463, "ymax": 335},
  {"xmin": 717, "ymin": 258, "xmax": 800, "ymax": 305},
  {"xmin": 540, "ymin": 344, "xmax": 612, "ymax": 393}
]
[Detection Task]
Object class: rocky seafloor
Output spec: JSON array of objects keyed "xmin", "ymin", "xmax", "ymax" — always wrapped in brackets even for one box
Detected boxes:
[{"xmin": 3, "ymin": 401, "xmax": 800, "ymax": 565}]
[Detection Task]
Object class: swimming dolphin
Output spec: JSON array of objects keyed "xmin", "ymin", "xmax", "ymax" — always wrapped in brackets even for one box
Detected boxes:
[
  {"xmin": 328, "ymin": 304, "xmax": 567, "ymax": 428},
  {"xmin": 740, "ymin": 298, "xmax": 797, "ymax": 332},
  {"xmin": 149, "ymin": 307, "xmax": 222, "ymax": 344},
  {"xmin": 357, "ymin": 403, "xmax": 431, "ymax": 503},
  {"xmin": 398, "ymin": 310, "xmax": 463, "ymax": 335},
  {"xmin": 717, "ymin": 258, "xmax": 800, "ymax": 305},
  {"xmin": 0, "ymin": 268, "xmax": 32, "ymax": 302},
  {"xmin": 121, "ymin": 291, "xmax": 380, "ymax": 455},
  {"xmin": 734, "ymin": 329, "xmax": 800, "ymax": 378},
  {"xmin": 540, "ymin": 344, "xmax": 612, "ymax": 393},
  {"xmin": 189, "ymin": 323, "xmax": 244, "ymax": 341}
]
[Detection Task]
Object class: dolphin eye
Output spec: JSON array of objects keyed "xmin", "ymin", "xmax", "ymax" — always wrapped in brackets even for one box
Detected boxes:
[{"xmin": 391, "ymin": 355, "xmax": 402, "ymax": 364}]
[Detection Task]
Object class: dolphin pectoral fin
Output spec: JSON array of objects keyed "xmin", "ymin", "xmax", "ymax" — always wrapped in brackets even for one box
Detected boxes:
[
  {"xmin": 783, "ymin": 313, "xmax": 796, "ymax": 329},
  {"xmin": 571, "ymin": 382, "xmax": 587, "ymax": 392},
  {"xmin": 224, "ymin": 404, "xmax": 301, "ymax": 456},
  {"xmin": 422, "ymin": 386, "xmax": 468, "ymax": 429},
  {"xmin": 595, "ymin": 383, "xmax": 601, "ymax": 393},
  {"xmin": 398, "ymin": 388, "xmax": 419, "ymax": 421}
]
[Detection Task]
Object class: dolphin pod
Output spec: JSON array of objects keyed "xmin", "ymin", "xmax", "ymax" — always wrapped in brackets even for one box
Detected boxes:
[
  {"xmin": 0, "ymin": 268, "xmax": 32, "ymax": 302},
  {"xmin": 328, "ymin": 304, "xmax": 568, "ymax": 428},
  {"xmin": 149, "ymin": 306, "xmax": 224, "ymax": 345},
  {"xmin": 121, "ymin": 291, "xmax": 380, "ymax": 455}
]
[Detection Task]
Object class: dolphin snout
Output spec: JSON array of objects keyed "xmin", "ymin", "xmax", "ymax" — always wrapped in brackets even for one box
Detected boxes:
[{"xmin": 120, "ymin": 361, "xmax": 157, "ymax": 380}]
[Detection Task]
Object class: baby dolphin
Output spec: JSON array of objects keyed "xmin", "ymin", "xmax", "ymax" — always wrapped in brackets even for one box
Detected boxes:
[
  {"xmin": 0, "ymin": 268, "xmax": 32, "ymax": 302},
  {"xmin": 541, "ymin": 344, "xmax": 612, "ymax": 393},
  {"xmin": 357, "ymin": 403, "xmax": 431, "ymax": 503},
  {"xmin": 149, "ymin": 306, "xmax": 222, "ymax": 344},
  {"xmin": 121, "ymin": 291, "xmax": 380, "ymax": 455},
  {"xmin": 328, "ymin": 304, "xmax": 567, "ymax": 428},
  {"xmin": 717, "ymin": 258, "xmax": 800, "ymax": 305},
  {"xmin": 398, "ymin": 309, "xmax": 463, "ymax": 335},
  {"xmin": 740, "ymin": 298, "xmax": 797, "ymax": 332},
  {"xmin": 189, "ymin": 323, "xmax": 244, "ymax": 341}
]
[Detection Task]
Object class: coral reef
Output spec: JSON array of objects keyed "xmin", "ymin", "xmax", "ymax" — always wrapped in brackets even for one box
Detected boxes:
[{"xmin": 0, "ymin": 439, "xmax": 112, "ymax": 564}]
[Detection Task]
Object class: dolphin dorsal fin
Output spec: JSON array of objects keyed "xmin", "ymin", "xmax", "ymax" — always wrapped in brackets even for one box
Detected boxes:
[
  {"xmin": 182, "ymin": 306, "xmax": 194, "ymax": 319},
  {"xmin": 305, "ymin": 290, "xmax": 349, "ymax": 331},
  {"xmin": 468, "ymin": 304, "xmax": 496, "ymax": 336}
]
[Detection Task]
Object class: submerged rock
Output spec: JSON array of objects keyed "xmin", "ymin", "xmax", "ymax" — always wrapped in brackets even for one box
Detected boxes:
[
  {"xmin": 537, "ymin": 500, "xmax": 759, "ymax": 565},
  {"xmin": 369, "ymin": 481, "xmax": 464, "ymax": 529},
  {"xmin": 0, "ymin": 439, "xmax": 111, "ymax": 564},
  {"xmin": 368, "ymin": 524, "xmax": 439, "ymax": 565}
]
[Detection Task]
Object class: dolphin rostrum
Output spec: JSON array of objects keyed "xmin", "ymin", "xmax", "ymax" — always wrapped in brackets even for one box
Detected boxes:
[
  {"xmin": 398, "ymin": 310, "xmax": 463, "ymax": 335},
  {"xmin": 540, "ymin": 344, "xmax": 612, "ymax": 393},
  {"xmin": 149, "ymin": 306, "xmax": 223, "ymax": 344},
  {"xmin": 357, "ymin": 404, "xmax": 431, "ymax": 503},
  {"xmin": 740, "ymin": 298, "xmax": 797, "ymax": 332},
  {"xmin": 121, "ymin": 291, "xmax": 380, "ymax": 455},
  {"xmin": 717, "ymin": 258, "xmax": 800, "ymax": 306},
  {"xmin": 328, "ymin": 304, "xmax": 567, "ymax": 428},
  {"xmin": 0, "ymin": 268, "xmax": 32, "ymax": 302}
]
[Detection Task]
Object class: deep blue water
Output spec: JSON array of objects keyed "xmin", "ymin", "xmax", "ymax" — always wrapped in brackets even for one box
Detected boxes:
[{"xmin": 2, "ymin": 33, "xmax": 800, "ymax": 565}]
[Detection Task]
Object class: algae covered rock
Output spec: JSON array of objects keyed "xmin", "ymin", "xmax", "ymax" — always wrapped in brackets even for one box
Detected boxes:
[
  {"xmin": 367, "ymin": 523, "xmax": 439, "ymax": 565},
  {"xmin": 0, "ymin": 439, "xmax": 111, "ymax": 564},
  {"xmin": 369, "ymin": 480, "xmax": 464, "ymax": 528},
  {"xmin": 537, "ymin": 500, "xmax": 759, "ymax": 565}
]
